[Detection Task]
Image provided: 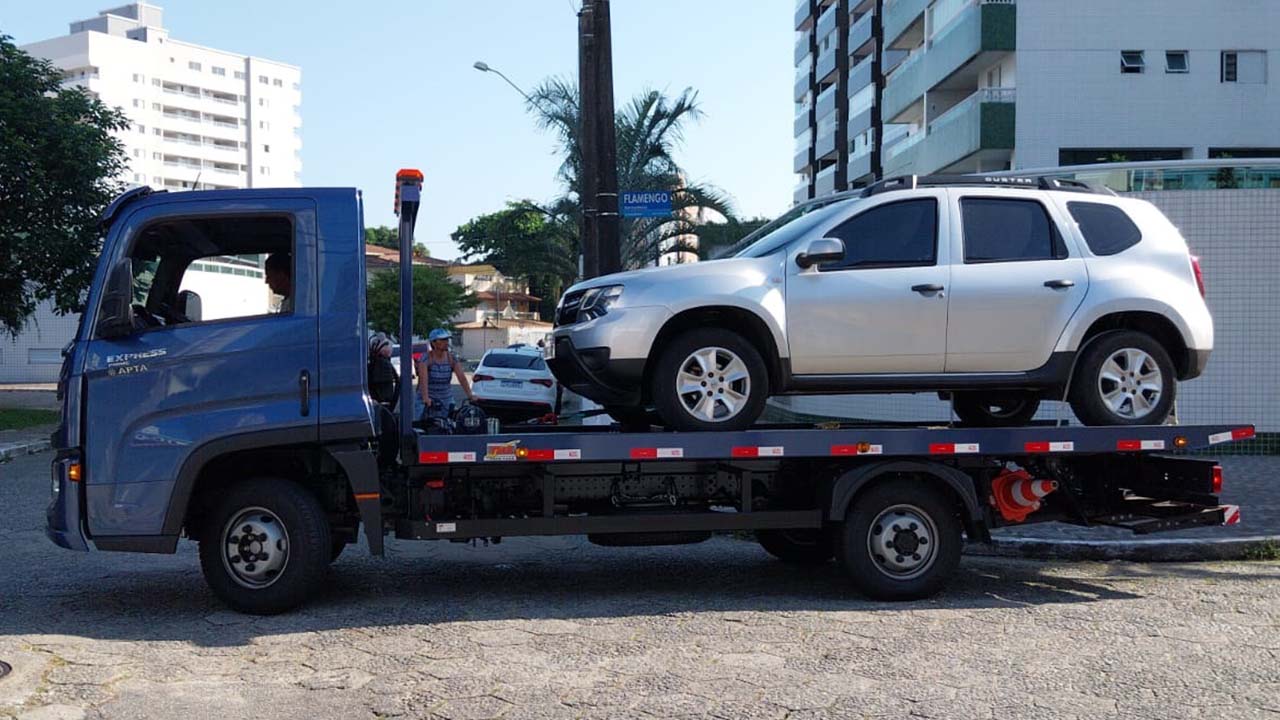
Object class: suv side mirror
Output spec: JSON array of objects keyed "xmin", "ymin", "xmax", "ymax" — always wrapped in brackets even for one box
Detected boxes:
[
  {"xmin": 796, "ymin": 238, "xmax": 845, "ymax": 269},
  {"xmin": 176, "ymin": 290, "xmax": 202, "ymax": 323},
  {"xmin": 96, "ymin": 259, "xmax": 135, "ymax": 339}
]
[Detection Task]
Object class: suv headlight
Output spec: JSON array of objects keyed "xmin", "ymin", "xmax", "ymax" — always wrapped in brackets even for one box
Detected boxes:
[{"xmin": 578, "ymin": 285, "xmax": 623, "ymax": 322}]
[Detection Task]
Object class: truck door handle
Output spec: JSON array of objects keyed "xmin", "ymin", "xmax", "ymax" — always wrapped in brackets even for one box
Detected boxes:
[
  {"xmin": 298, "ymin": 370, "xmax": 310, "ymax": 417},
  {"xmin": 1044, "ymin": 279, "xmax": 1075, "ymax": 289},
  {"xmin": 911, "ymin": 283, "xmax": 944, "ymax": 294}
]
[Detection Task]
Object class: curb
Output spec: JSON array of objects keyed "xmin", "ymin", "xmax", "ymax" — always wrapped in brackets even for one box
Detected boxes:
[
  {"xmin": 965, "ymin": 534, "xmax": 1280, "ymax": 562},
  {"xmin": 0, "ymin": 438, "xmax": 51, "ymax": 462}
]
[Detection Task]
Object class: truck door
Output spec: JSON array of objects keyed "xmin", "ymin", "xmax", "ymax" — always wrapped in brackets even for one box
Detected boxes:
[{"xmin": 80, "ymin": 198, "xmax": 319, "ymax": 539}]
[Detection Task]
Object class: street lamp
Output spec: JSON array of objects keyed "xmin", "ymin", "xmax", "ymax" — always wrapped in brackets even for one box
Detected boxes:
[{"xmin": 472, "ymin": 60, "xmax": 534, "ymax": 104}]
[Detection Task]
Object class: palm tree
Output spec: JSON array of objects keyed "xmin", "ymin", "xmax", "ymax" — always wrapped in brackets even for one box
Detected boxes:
[{"xmin": 525, "ymin": 78, "xmax": 736, "ymax": 269}]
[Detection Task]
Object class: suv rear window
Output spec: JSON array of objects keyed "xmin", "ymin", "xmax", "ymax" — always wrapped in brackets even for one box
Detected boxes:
[
  {"xmin": 962, "ymin": 198, "xmax": 1067, "ymax": 263},
  {"xmin": 1067, "ymin": 201, "xmax": 1142, "ymax": 255},
  {"xmin": 482, "ymin": 353, "xmax": 546, "ymax": 370}
]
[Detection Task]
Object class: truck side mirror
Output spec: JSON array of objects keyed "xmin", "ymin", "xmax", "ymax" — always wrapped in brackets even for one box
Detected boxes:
[
  {"xmin": 177, "ymin": 290, "xmax": 202, "ymax": 323},
  {"xmin": 796, "ymin": 238, "xmax": 845, "ymax": 269},
  {"xmin": 96, "ymin": 259, "xmax": 135, "ymax": 339}
]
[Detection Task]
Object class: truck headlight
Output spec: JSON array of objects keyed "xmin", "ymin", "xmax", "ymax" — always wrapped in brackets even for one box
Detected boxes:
[{"xmin": 578, "ymin": 285, "xmax": 623, "ymax": 322}]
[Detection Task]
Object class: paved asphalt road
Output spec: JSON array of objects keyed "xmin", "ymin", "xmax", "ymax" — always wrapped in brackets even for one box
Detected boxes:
[{"xmin": 1, "ymin": 450, "xmax": 1278, "ymax": 720}]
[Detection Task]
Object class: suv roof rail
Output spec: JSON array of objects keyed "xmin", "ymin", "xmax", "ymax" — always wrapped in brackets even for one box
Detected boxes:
[{"xmin": 859, "ymin": 174, "xmax": 1106, "ymax": 198}]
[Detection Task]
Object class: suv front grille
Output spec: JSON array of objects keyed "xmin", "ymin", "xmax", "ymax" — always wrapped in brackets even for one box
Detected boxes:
[{"xmin": 556, "ymin": 290, "xmax": 585, "ymax": 327}]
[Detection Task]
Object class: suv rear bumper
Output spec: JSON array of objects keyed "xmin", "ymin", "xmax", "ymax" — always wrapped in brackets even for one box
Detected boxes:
[
  {"xmin": 547, "ymin": 337, "xmax": 646, "ymax": 407},
  {"xmin": 1183, "ymin": 348, "xmax": 1212, "ymax": 380}
]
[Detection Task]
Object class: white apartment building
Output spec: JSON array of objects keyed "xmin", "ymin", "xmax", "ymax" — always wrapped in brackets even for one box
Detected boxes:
[
  {"xmin": 3, "ymin": 4, "xmax": 303, "ymax": 383},
  {"xmin": 22, "ymin": 3, "xmax": 302, "ymax": 191}
]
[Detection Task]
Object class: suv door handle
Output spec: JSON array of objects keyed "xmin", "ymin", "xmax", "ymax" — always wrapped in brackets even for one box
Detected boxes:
[
  {"xmin": 298, "ymin": 369, "xmax": 310, "ymax": 417},
  {"xmin": 1044, "ymin": 279, "xmax": 1075, "ymax": 289},
  {"xmin": 911, "ymin": 283, "xmax": 944, "ymax": 294}
]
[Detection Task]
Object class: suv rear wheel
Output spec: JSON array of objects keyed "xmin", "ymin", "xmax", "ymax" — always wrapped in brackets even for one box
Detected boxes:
[
  {"xmin": 652, "ymin": 328, "xmax": 768, "ymax": 432},
  {"xmin": 951, "ymin": 392, "xmax": 1040, "ymax": 427},
  {"xmin": 1069, "ymin": 331, "xmax": 1175, "ymax": 426}
]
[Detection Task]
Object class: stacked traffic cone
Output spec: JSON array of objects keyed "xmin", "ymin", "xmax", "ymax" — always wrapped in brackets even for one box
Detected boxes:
[{"xmin": 990, "ymin": 469, "xmax": 1058, "ymax": 523}]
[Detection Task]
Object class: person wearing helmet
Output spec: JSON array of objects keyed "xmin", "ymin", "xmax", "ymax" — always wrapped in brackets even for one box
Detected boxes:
[
  {"xmin": 416, "ymin": 328, "xmax": 475, "ymax": 418},
  {"xmin": 367, "ymin": 332, "xmax": 396, "ymax": 404}
]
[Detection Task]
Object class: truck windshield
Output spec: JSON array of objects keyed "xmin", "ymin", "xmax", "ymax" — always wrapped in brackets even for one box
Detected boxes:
[{"xmin": 731, "ymin": 197, "xmax": 856, "ymax": 259}]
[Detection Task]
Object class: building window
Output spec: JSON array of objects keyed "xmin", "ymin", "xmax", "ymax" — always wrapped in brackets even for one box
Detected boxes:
[
  {"xmin": 212, "ymin": 66, "xmax": 226, "ymax": 76},
  {"xmin": 234, "ymin": 70, "xmax": 245, "ymax": 80},
  {"xmin": 1120, "ymin": 51, "xmax": 1145, "ymax": 74},
  {"xmin": 264, "ymin": 144, "xmax": 270, "ymax": 153},
  {"xmin": 1222, "ymin": 50, "xmax": 1266, "ymax": 83},
  {"xmin": 259, "ymin": 120, "xmax": 269, "ymax": 130},
  {"xmin": 133, "ymin": 149, "xmax": 142, "ymax": 158},
  {"xmin": 134, "ymin": 173, "xmax": 144, "ymax": 182},
  {"xmin": 152, "ymin": 78, "xmax": 161, "ymax": 87},
  {"xmin": 273, "ymin": 78, "xmax": 283, "ymax": 87},
  {"xmin": 153, "ymin": 152, "xmax": 161, "ymax": 160},
  {"xmin": 132, "ymin": 99, "xmax": 143, "ymax": 108},
  {"xmin": 152, "ymin": 102, "xmax": 161, "ymax": 111},
  {"xmin": 292, "ymin": 82, "xmax": 300, "ymax": 91},
  {"xmin": 132, "ymin": 73, "xmax": 142, "ymax": 83},
  {"xmin": 1165, "ymin": 51, "xmax": 1189, "ymax": 73},
  {"xmin": 188, "ymin": 61, "xmax": 201, "ymax": 71},
  {"xmin": 137, "ymin": 123, "xmax": 145, "ymax": 133},
  {"xmin": 259, "ymin": 75, "xmax": 268, "ymax": 84},
  {"xmin": 260, "ymin": 166, "xmax": 270, "ymax": 175}
]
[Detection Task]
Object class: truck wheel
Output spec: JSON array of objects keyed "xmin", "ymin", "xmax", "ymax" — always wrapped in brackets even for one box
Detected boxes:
[
  {"xmin": 835, "ymin": 482, "xmax": 962, "ymax": 601},
  {"xmin": 1069, "ymin": 331, "xmax": 1175, "ymax": 426},
  {"xmin": 755, "ymin": 529, "xmax": 834, "ymax": 566},
  {"xmin": 651, "ymin": 328, "xmax": 768, "ymax": 432},
  {"xmin": 951, "ymin": 392, "xmax": 1040, "ymax": 427},
  {"xmin": 198, "ymin": 478, "xmax": 332, "ymax": 615}
]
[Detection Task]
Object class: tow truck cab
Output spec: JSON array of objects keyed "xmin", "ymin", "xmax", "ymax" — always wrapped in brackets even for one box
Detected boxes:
[{"xmin": 48, "ymin": 187, "xmax": 377, "ymax": 553}]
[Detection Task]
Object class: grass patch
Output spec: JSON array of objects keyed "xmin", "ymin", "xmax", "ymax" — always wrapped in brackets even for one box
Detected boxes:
[
  {"xmin": 0, "ymin": 408, "xmax": 58, "ymax": 431},
  {"xmin": 1242, "ymin": 539, "xmax": 1280, "ymax": 562}
]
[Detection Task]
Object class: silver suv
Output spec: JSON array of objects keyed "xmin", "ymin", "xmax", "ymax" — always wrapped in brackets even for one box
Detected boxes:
[{"xmin": 547, "ymin": 176, "xmax": 1213, "ymax": 431}]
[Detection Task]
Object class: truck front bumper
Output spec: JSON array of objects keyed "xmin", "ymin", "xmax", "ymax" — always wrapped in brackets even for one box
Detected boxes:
[{"xmin": 46, "ymin": 453, "xmax": 89, "ymax": 552}]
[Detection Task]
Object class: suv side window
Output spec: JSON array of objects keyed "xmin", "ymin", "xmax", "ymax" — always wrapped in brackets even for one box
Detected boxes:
[
  {"xmin": 821, "ymin": 198, "xmax": 937, "ymax": 271},
  {"xmin": 1067, "ymin": 201, "xmax": 1142, "ymax": 255},
  {"xmin": 961, "ymin": 197, "xmax": 1067, "ymax": 263}
]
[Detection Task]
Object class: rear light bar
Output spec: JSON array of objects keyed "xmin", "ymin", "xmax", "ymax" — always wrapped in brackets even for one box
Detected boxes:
[
  {"xmin": 473, "ymin": 373, "xmax": 495, "ymax": 382},
  {"xmin": 1191, "ymin": 255, "xmax": 1206, "ymax": 298},
  {"xmin": 530, "ymin": 378, "xmax": 555, "ymax": 387}
]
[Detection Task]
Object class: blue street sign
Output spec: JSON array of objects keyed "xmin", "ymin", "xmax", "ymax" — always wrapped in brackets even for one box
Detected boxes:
[{"xmin": 620, "ymin": 191, "xmax": 672, "ymax": 218}]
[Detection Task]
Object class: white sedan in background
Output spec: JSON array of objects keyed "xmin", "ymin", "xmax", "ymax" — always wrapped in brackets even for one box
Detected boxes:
[{"xmin": 471, "ymin": 346, "xmax": 558, "ymax": 422}]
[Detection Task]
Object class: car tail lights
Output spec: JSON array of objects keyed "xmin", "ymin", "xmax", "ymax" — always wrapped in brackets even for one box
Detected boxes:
[
  {"xmin": 473, "ymin": 373, "xmax": 495, "ymax": 382},
  {"xmin": 1191, "ymin": 255, "xmax": 1206, "ymax": 298}
]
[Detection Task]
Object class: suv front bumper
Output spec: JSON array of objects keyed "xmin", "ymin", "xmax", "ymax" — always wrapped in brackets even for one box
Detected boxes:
[{"xmin": 548, "ymin": 337, "xmax": 646, "ymax": 406}]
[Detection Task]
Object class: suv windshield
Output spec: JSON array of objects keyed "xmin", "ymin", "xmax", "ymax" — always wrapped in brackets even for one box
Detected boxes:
[{"xmin": 730, "ymin": 196, "xmax": 857, "ymax": 259}]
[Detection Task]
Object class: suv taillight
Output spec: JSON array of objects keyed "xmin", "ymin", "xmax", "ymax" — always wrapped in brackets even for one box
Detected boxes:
[{"xmin": 1191, "ymin": 255, "xmax": 1206, "ymax": 298}]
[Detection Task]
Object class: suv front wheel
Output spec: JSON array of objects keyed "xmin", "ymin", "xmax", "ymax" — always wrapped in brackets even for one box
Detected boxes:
[
  {"xmin": 652, "ymin": 328, "xmax": 768, "ymax": 432},
  {"xmin": 1069, "ymin": 331, "xmax": 1176, "ymax": 426}
]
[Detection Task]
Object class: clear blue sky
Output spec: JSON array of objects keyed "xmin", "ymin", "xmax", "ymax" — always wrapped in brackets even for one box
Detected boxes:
[{"xmin": 7, "ymin": 1, "xmax": 794, "ymax": 260}]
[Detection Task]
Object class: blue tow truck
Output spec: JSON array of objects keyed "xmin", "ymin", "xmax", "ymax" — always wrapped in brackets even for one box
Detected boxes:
[{"xmin": 46, "ymin": 171, "xmax": 1253, "ymax": 614}]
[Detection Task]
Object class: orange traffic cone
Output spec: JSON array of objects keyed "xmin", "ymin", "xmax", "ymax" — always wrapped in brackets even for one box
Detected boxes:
[{"xmin": 990, "ymin": 469, "xmax": 1058, "ymax": 523}]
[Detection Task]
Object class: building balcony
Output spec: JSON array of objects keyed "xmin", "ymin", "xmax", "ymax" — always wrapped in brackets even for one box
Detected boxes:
[
  {"xmin": 848, "ymin": 148, "xmax": 874, "ymax": 187},
  {"xmin": 795, "ymin": 0, "xmax": 813, "ymax": 30},
  {"xmin": 816, "ymin": 3, "xmax": 838, "ymax": 39},
  {"xmin": 815, "ymin": 121, "xmax": 839, "ymax": 160},
  {"xmin": 815, "ymin": 164, "xmax": 838, "ymax": 196},
  {"xmin": 794, "ymin": 180, "xmax": 811, "ymax": 205},
  {"xmin": 795, "ymin": 32, "xmax": 812, "ymax": 65},
  {"xmin": 882, "ymin": 0, "xmax": 1016, "ymax": 123},
  {"xmin": 794, "ymin": 72, "xmax": 810, "ymax": 102},
  {"xmin": 848, "ymin": 11, "xmax": 874, "ymax": 56},
  {"xmin": 848, "ymin": 105, "xmax": 873, "ymax": 137},
  {"xmin": 883, "ymin": 87, "xmax": 1015, "ymax": 176},
  {"xmin": 794, "ymin": 145, "xmax": 812, "ymax": 174},
  {"xmin": 816, "ymin": 46, "xmax": 838, "ymax": 84},
  {"xmin": 849, "ymin": 53, "xmax": 874, "ymax": 92},
  {"xmin": 815, "ymin": 84, "xmax": 839, "ymax": 124},
  {"xmin": 884, "ymin": 0, "xmax": 928, "ymax": 49},
  {"xmin": 794, "ymin": 105, "xmax": 812, "ymax": 137}
]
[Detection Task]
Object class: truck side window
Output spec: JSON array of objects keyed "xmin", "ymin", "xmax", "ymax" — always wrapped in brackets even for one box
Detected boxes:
[{"xmin": 118, "ymin": 215, "xmax": 294, "ymax": 331}]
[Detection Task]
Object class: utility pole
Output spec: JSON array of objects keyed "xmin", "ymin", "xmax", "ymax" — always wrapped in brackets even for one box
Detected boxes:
[{"xmin": 578, "ymin": 0, "xmax": 621, "ymax": 279}]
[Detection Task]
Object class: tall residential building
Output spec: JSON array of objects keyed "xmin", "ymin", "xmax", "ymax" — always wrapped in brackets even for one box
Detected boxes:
[
  {"xmin": 22, "ymin": 2, "xmax": 302, "ymax": 192},
  {"xmin": 793, "ymin": 0, "xmax": 1280, "ymax": 201}
]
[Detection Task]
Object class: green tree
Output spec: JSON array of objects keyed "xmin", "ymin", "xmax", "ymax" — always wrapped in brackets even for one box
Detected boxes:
[
  {"xmin": 694, "ymin": 217, "xmax": 773, "ymax": 260},
  {"xmin": 451, "ymin": 200, "xmax": 578, "ymax": 319},
  {"xmin": 366, "ymin": 266, "xmax": 472, "ymax": 342},
  {"xmin": 364, "ymin": 225, "xmax": 429, "ymax": 257},
  {"xmin": 0, "ymin": 35, "xmax": 130, "ymax": 337},
  {"xmin": 525, "ymin": 78, "xmax": 736, "ymax": 269}
]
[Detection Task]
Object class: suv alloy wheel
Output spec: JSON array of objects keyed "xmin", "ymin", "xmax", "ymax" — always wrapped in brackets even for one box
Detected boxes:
[{"xmin": 652, "ymin": 328, "xmax": 769, "ymax": 432}]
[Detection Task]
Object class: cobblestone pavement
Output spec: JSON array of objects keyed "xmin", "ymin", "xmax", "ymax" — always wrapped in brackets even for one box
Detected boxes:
[{"xmin": 2, "ymin": 451, "xmax": 1278, "ymax": 720}]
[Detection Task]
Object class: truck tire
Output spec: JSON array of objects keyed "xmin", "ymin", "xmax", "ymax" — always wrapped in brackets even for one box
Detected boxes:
[
  {"xmin": 1069, "ymin": 331, "xmax": 1175, "ymax": 426},
  {"xmin": 198, "ymin": 478, "xmax": 332, "ymax": 615},
  {"xmin": 951, "ymin": 392, "xmax": 1040, "ymax": 427},
  {"xmin": 755, "ymin": 529, "xmax": 834, "ymax": 566},
  {"xmin": 651, "ymin": 328, "xmax": 768, "ymax": 432},
  {"xmin": 835, "ymin": 481, "xmax": 962, "ymax": 601}
]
